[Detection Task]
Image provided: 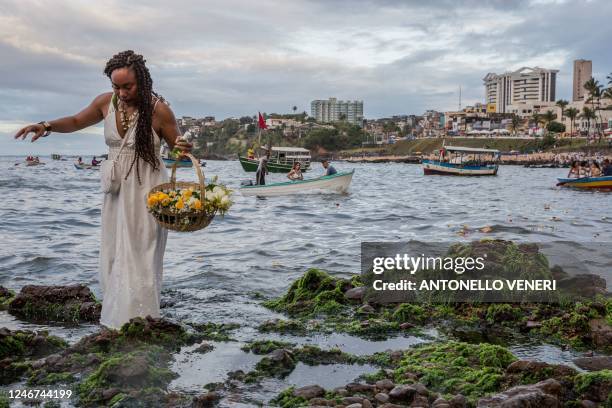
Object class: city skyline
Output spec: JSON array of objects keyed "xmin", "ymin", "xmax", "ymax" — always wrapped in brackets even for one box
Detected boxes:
[{"xmin": 2, "ymin": 0, "xmax": 612, "ymax": 154}]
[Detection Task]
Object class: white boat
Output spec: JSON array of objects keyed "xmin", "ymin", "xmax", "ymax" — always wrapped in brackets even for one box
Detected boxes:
[
  {"xmin": 240, "ymin": 170, "xmax": 354, "ymax": 197},
  {"xmin": 74, "ymin": 162, "xmax": 100, "ymax": 170}
]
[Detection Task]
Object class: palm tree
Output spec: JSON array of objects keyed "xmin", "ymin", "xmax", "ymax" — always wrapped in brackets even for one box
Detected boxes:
[
  {"xmin": 584, "ymin": 78, "xmax": 603, "ymax": 141},
  {"xmin": 565, "ymin": 107, "xmax": 579, "ymax": 142},
  {"xmin": 531, "ymin": 112, "xmax": 541, "ymax": 130},
  {"xmin": 580, "ymin": 106, "xmax": 596, "ymax": 138},
  {"xmin": 543, "ymin": 110, "xmax": 557, "ymax": 131},
  {"xmin": 555, "ymin": 99, "xmax": 568, "ymax": 122},
  {"xmin": 509, "ymin": 114, "xmax": 522, "ymax": 136}
]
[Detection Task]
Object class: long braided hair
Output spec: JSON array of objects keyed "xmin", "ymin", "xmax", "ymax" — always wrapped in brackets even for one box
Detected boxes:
[{"xmin": 103, "ymin": 50, "xmax": 162, "ymax": 181}]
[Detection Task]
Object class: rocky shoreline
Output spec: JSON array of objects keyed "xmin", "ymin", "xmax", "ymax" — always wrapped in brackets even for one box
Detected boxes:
[{"xmin": 0, "ymin": 241, "xmax": 610, "ymax": 407}]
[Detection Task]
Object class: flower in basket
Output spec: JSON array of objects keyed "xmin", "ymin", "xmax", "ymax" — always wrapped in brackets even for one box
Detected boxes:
[{"xmin": 146, "ymin": 182, "xmax": 233, "ymax": 217}]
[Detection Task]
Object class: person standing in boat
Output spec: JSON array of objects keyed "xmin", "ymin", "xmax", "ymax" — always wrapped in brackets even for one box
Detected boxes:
[
  {"xmin": 255, "ymin": 150, "xmax": 269, "ymax": 185},
  {"xmin": 14, "ymin": 50, "xmax": 192, "ymax": 330}
]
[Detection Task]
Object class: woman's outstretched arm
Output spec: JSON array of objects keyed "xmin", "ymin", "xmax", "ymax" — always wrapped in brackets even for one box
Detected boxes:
[{"xmin": 14, "ymin": 93, "xmax": 110, "ymax": 142}]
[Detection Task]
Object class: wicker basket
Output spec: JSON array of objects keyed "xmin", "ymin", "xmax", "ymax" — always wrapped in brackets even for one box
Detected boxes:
[{"xmin": 147, "ymin": 153, "xmax": 215, "ymax": 232}]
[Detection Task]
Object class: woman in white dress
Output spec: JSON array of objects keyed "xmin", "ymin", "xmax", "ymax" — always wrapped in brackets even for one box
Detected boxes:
[{"xmin": 14, "ymin": 50, "xmax": 192, "ymax": 329}]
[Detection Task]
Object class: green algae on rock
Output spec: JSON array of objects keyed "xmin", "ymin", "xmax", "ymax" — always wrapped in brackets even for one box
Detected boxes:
[
  {"xmin": 392, "ymin": 341, "xmax": 517, "ymax": 401},
  {"xmin": 263, "ymin": 268, "xmax": 353, "ymax": 317},
  {"xmin": 0, "ymin": 286, "xmax": 15, "ymax": 309},
  {"xmin": 7, "ymin": 284, "xmax": 101, "ymax": 323}
]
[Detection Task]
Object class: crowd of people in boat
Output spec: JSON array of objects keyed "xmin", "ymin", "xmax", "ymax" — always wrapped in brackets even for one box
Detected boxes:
[
  {"xmin": 567, "ymin": 158, "xmax": 612, "ymax": 178},
  {"xmin": 25, "ymin": 156, "xmax": 41, "ymax": 163},
  {"xmin": 77, "ymin": 156, "xmax": 102, "ymax": 166}
]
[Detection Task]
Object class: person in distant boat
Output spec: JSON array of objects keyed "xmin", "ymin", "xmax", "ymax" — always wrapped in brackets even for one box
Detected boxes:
[
  {"xmin": 567, "ymin": 160, "xmax": 580, "ymax": 178},
  {"xmin": 590, "ymin": 161, "xmax": 602, "ymax": 177},
  {"xmin": 247, "ymin": 148, "xmax": 255, "ymax": 160},
  {"xmin": 255, "ymin": 151, "xmax": 269, "ymax": 185},
  {"xmin": 603, "ymin": 159, "xmax": 612, "ymax": 176},
  {"xmin": 287, "ymin": 162, "xmax": 303, "ymax": 181},
  {"xmin": 77, "ymin": 156, "xmax": 83, "ymax": 165},
  {"xmin": 321, "ymin": 159, "xmax": 337, "ymax": 176},
  {"xmin": 91, "ymin": 156, "xmax": 100, "ymax": 166}
]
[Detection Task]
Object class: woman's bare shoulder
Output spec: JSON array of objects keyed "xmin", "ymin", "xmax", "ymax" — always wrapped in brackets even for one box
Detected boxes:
[{"xmin": 95, "ymin": 92, "xmax": 114, "ymax": 117}]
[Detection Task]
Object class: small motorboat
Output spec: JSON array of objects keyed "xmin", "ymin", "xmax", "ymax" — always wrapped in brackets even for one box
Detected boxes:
[
  {"xmin": 74, "ymin": 162, "xmax": 100, "ymax": 170},
  {"xmin": 25, "ymin": 159, "xmax": 44, "ymax": 166},
  {"xmin": 556, "ymin": 176, "xmax": 612, "ymax": 190},
  {"xmin": 240, "ymin": 170, "xmax": 354, "ymax": 197}
]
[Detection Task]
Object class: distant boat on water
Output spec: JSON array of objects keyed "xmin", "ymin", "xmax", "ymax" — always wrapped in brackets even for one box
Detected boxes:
[
  {"xmin": 556, "ymin": 176, "xmax": 612, "ymax": 190},
  {"xmin": 422, "ymin": 145, "xmax": 500, "ymax": 176},
  {"xmin": 239, "ymin": 147, "xmax": 311, "ymax": 173}
]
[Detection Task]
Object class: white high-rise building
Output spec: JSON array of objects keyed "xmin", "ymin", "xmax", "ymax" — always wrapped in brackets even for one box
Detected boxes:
[
  {"xmin": 310, "ymin": 98, "xmax": 364, "ymax": 126},
  {"xmin": 483, "ymin": 67, "xmax": 558, "ymax": 113}
]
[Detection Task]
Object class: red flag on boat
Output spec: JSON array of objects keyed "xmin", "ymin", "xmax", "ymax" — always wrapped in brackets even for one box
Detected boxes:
[{"xmin": 258, "ymin": 112, "xmax": 268, "ymax": 129}]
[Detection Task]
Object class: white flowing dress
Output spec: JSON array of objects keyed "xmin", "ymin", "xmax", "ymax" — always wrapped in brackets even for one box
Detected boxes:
[{"xmin": 99, "ymin": 99, "xmax": 169, "ymax": 329}]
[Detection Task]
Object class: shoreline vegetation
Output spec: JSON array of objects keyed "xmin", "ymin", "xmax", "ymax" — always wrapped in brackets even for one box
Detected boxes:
[{"xmin": 0, "ymin": 240, "xmax": 610, "ymax": 407}]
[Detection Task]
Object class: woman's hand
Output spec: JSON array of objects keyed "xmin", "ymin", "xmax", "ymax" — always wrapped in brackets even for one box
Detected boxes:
[
  {"xmin": 14, "ymin": 123, "xmax": 46, "ymax": 142},
  {"xmin": 174, "ymin": 138, "xmax": 193, "ymax": 154}
]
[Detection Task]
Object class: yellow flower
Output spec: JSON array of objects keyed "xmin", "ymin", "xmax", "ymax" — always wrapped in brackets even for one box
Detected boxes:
[
  {"xmin": 147, "ymin": 195, "xmax": 158, "ymax": 207},
  {"xmin": 192, "ymin": 198, "xmax": 202, "ymax": 210},
  {"xmin": 169, "ymin": 191, "xmax": 177, "ymax": 198},
  {"xmin": 175, "ymin": 197, "xmax": 184, "ymax": 210},
  {"xmin": 182, "ymin": 189, "xmax": 192, "ymax": 200},
  {"xmin": 161, "ymin": 198, "xmax": 171, "ymax": 207}
]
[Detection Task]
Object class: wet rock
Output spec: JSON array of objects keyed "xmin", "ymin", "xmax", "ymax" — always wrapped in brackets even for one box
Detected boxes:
[
  {"xmin": 0, "ymin": 286, "xmax": 15, "ymax": 308},
  {"xmin": 400, "ymin": 322, "xmax": 415, "ymax": 330},
  {"xmin": 192, "ymin": 391, "xmax": 220, "ymax": 408},
  {"xmin": 346, "ymin": 403, "xmax": 363, "ymax": 408},
  {"xmin": 575, "ymin": 370, "xmax": 612, "ymax": 402},
  {"xmin": 294, "ymin": 384, "xmax": 325, "ymax": 399},
  {"xmin": 389, "ymin": 384, "xmax": 417, "ymax": 403},
  {"xmin": 449, "ymin": 394, "xmax": 468, "ymax": 408},
  {"xmin": 504, "ymin": 360, "xmax": 577, "ymax": 385},
  {"xmin": 193, "ymin": 343, "xmax": 214, "ymax": 354},
  {"xmin": 379, "ymin": 404, "xmax": 405, "ymax": 408},
  {"xmin": 8, "ymin": 284, "xmax": 101, "ymax": 323},
  {"xmin": 362, "ymin": 399, "xmax": 373, "ymax": 408},
  {"xmin": 309, "ymin": 397, "xmax": 331, "ymax": 406},
  {"xmin": 342, "ymin": 396, "xmax": 364, "ymax": 405},
  {"xmin": 412, "ymin": 383, "xmax": 429, "ymax": 396},
  {"xmin": 588, "ymin": 319, "xmax": 612, "ymax": 348},
  {"xmin": 358, "ymin": 304, "xmax": 376, "ymax": 315},
  {"xmin": 0, "ymin": 328, "xmax": 67, "ymax": 360},
  {"xmin": 346, "ymin": 382, "xmax": 376, "ymax": 393},
  {"xmin": 579, "ymin": 400, "xmax": 598, "ymax": 408},
  {"xmin": 410, "ymin": 395, "xmax": 429, "ymax": 407},
  {"xmin": 100, "ymin": 388, "xmax": 120, "ymax": 400},
  {"xmin": 557, "ymin": 274, "xmax": 607, "ymax": 297},
  {"xmin": 432, "ymin": 397, "xmax": 450, "ymax": 407},
  {"xmin": 476, "ymin": 379, "xmax": 561, "ymax": 407},
  {"xmin": 376, "ymin": 379, "xmax": 395, "ymax": 390},
  {"xmin": 345, "ymin": 287, "xmax": 366, "ymax": 302},
  {"xmin": 573, "ymin": 356, "xmax": 612, "ymax": 371},
  {"xmin": 333, "ymin": 387, "xmax": 349, "ymax": 396},
  {"xmin": 375, "ymin": 393, "xmax": 390, "ymax": 403}
]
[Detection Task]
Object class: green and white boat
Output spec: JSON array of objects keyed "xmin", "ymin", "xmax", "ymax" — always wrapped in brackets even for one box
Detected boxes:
[
  {"xmin": 240, "ymin": 170, "xmax": 354, "ymax": 197},
  {"xmin": 239, "ymin": 147, "xmax": 311, "ymax": 173}
]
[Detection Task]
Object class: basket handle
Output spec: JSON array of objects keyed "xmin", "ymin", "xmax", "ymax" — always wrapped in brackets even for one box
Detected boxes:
[{"xmin": 170, "ymin": 153, "xmax": 206, "ymax": 200}]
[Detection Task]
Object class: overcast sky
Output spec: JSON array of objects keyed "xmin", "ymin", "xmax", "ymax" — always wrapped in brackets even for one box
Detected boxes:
[{"xmin": 2, "ymin": 0, "xmax": 611, "ymax": 154}]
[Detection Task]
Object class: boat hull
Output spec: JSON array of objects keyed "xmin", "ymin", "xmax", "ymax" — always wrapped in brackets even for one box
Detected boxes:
[
  {"xmin": 240, "ymin": 170, "xmax": 354, "ymax": 197},
  {"xmin": 162, "ymin": 158, "xmax": 194, "ymax": 168},
  {"xmin": 557, "ymin": 176, "xmax": 612, "ymax": 190},
  {"xmin": 74, "ymin": 163, "xmax": 99, "ymax": 170},
  {"xmin": 239, "ymin": 156, "xmax": 310, "ymax": 173},
  {"xmin": 422, "ymin": 160, "xmax": 498, "ymax": 176}
]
